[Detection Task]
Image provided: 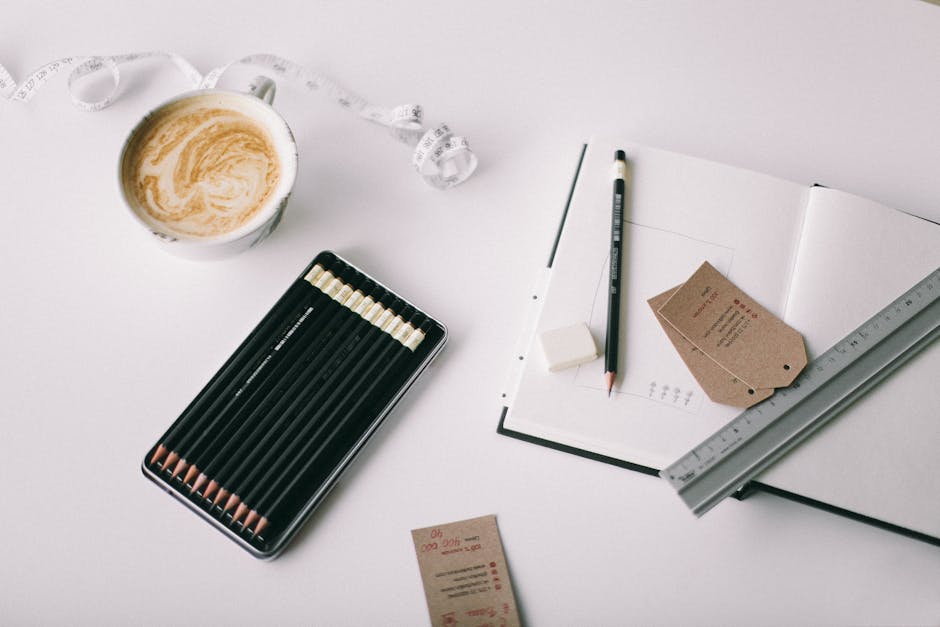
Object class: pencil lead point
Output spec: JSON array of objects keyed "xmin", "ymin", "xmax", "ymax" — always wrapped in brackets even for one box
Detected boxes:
[
  {"xmin": 233, "ymin": 503, "xmax": 249, "ymax": 525},
  {"xmin": 204, "ymin": 481, "xmax": 220, "ymax": 501},
  {"xmin": 254, "ymin": 517, "xmax": 269, "ymax": 538},
  {"xmin": 170, "ymin": 459, "xmax": 189, "ymax": 480},
  {"xmin": 223, "ymin": 494, "xmax": 240, "ymax": 514},
  {"xmin": 604, "ymin": 371, "xmax": 615, "ymax": 397},
  {"xmin": 149, "ymin": 444, "xmax": 168, "ymax": 466},
  {"xmin": 163, "ymin": 451, "xmax": 180, "ymax": 472},
  {"xmin": 190, "ymin": 473, "xmax": 208, "ymax": 495},
  {"xmin": 183, "ymin": 465, "xmax": 200, "ymax": 486},
  {"xmin": 213, "ymin": 487, "xmax": 229, "ymax": 508},
  {"xmin": 244, "ymin": 510, "xmax": 259, "ymax": 531}
]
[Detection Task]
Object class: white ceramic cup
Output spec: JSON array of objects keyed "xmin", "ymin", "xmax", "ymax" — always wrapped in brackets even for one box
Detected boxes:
[{"xmin": 118, "ymin": 77, "xmax": 298, "ymax": 260}]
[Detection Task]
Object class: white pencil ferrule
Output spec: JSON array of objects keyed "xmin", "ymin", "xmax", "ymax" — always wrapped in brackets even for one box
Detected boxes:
[
  {"xmin": 373, "ymin": 308, "xmax": 394, "ymax": 329},
  {"xmin": 611, "ymin": 160, "xmax": 626, "ymax": 181},
  {"xmin": 323, "ymin": 278, "xmax": 343, "ymax": 298},
  {"xmin": 393, "ymin": 321, "xmax": 414, "ymax": 344},
  {"xmin": 304, "ymin": 264, "xmax": 325, "ymax": 285},
  {"xmin": 333, "ymin": 284, "xmax": 354, "ymax": 303},
  {"xmin": 384, "ymin": 315, "xmax": 404, "ymax": 336},
  {"xmin": 364, "ymin": 303, "xmax": 385, "ymax": 323},
  {"xmin": 404, "ymin": 328, "xmax": 426, "ymax": 351},
  {"xmin": 354, "ymin": 296, "xmax": 375, "ymax": 316},
  {"xmin": 314, "ymin": 270, "xmax": 334, "ymax": 289},
  {"xmin": 345, "ymin": 291, "xmax": 364, "ymax": 311}
]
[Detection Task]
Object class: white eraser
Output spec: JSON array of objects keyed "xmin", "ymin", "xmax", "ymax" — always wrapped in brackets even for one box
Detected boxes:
[{"xmin": 538, "ymin": 322, "xmax": 599, "ymax": 372}]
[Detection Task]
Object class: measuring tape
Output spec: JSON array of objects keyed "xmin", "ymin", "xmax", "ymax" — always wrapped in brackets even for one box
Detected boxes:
[
  {"xmin": 661, "ymin": 265, "xmax": 940, "ymax": 517},
  {"xmin": 0, "ymin": 52, "xmax": 476, "ymax": 190}
]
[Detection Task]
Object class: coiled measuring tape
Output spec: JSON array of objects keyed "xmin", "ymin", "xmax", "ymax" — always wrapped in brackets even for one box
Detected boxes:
[
  {"xmin": 0, "ymin": 52, "xmax": 476, "ymax": 190},
  {"xmin": 662, "ymin": 265, "xmax": 940, "ymax": 517}
]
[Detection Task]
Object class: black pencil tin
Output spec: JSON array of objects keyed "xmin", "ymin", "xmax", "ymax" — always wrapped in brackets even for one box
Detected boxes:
[{"xmin": 141, "ymin": 251, "xmax": 447, "ymax": 559}]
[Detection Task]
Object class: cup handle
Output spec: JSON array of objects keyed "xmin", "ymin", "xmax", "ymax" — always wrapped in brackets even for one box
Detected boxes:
[{"xmin": 247, "ymin": 76, "xmax": 276, "ymax": 105}]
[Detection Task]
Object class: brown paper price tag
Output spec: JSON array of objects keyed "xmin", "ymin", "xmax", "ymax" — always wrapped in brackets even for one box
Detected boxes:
[
  {"xmin": 411, "ymin": 515, "xmax": 521, "ymax": 627},
  {"xmin": 652, "ymin": 262, "xmax": 806, "ymax": 407},
  {"xmin": 649, "ymin": 287, "xmax": 774, "ymax": 407}
]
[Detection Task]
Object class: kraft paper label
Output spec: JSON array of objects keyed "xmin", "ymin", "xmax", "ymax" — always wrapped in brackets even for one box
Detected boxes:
[
  {"xmin": 655, "ymin": 262, "xmax": 806, "ymax": 398},
  {"xmin": 649, "ymin": 287, "xmax": 774, "ymax": 407},
  {"xmin": 412, "ymin": 515, "xmax": 521, "ymax": 627}
]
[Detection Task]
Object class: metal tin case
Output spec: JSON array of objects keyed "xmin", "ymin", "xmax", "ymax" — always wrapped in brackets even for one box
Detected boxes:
[{"xmin": 141, "ymin": 251, "xmax": 447, "ymax": 559}]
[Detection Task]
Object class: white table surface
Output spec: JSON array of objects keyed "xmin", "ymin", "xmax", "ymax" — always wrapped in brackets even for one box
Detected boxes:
[{"xmin": 2, "ymin": 1, "xmax": 940, "ymax": 624}]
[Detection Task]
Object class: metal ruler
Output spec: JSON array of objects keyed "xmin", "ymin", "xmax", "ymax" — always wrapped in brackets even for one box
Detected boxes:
[{"xmin": 661, "ymin": 265, "xmax": 940, "ymax": 517}]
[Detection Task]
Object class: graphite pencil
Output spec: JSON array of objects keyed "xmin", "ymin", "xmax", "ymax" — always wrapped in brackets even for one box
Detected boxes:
[
  {"xmin": 163, "ymin": 272, "xmax": 344, "ymax": 480},
  {"xmin": 183, "ymin": 269, "xmax": 367, "ymax": 491},
  {"xmin": 193, "ymin": 280, "xmax": 385, "ymax": 502},
  {"xmin": 215, "ymin": 289, "xmax": 396, "ymax": 513},
  {"xmin": 226, "ymin": 299, "xmax": 411, "ymax": 524},
  {"xmin": 248, "ymin": 319, "xmax": 431, "ymax": 537},
  {"xmin": 148, "ymin": 276, "xmax": 315, "ymax": 467}
]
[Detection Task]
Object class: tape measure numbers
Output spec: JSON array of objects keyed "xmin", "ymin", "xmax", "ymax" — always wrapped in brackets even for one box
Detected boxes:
[{"xmin": 662, "ymin": 265, "xmax": 940, "ymax": 517}]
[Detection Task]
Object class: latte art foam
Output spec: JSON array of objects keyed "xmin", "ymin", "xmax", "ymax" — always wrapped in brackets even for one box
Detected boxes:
[{"xmin": 125, "ymin": 96, "xmax": 282, "ymax": 238}]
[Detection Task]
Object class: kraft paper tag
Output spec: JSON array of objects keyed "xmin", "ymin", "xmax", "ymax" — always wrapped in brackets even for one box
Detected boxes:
[
  {"xmin": 649, "ymin": 287, "xmax": 774, "ymax": 407},
  {"xmin": 412, "ymin": 515, "xmax": 521, "ymax": 627},
  {"xmin": 654, "ymin": 262, "xmax": 806, "ymax": 403}
]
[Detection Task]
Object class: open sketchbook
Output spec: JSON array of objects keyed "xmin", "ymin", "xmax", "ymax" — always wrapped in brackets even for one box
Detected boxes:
[{"xmin": 499, "ymin": 138, "xmax": 940, "ymax": 545}]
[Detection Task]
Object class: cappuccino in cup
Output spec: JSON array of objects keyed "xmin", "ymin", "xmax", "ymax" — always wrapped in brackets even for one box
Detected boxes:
[{"xmin": 119, "ymin": 81, "xmax": 297, "ymax": 258}]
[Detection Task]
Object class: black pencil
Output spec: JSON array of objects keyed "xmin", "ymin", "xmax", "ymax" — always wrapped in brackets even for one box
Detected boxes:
[
  {"xmin": 194, "ymin": 274, "xmax": 376, "ymax": 499},
  {"xmin": 247, "ymin": 318, "xmax": 431, "ymax": 537},
  {"xmin": 148, "ymin": 264, "xmax": 331, "ymax": 469},
  {"xmin": 162, "ymin": 262, "xmax": 349, "ymax": 480},
  {"xmin": 227, "ymin": 299, "xmax": 412, "ymax": 525},
  {"xmin": 183, "ymin": 268, "xmax": 366, "ymax": 492},
  {"xmin": 198, "ymin": 282, "xmax": 386, "ymax": 504},
  {"xmin": 219, "ymin": 291, "xmax": 400, "ymax": 516},
  {"xmin": 223, "ymin": 295, "xmax": 405, "ymax": 519},
  {"xmin": 605, "ymin": 150, "xmax": 627, "ymax": 397},
  {"xmin": 238, "ymin": 309, "xmax": 421, "ymax": 532}
]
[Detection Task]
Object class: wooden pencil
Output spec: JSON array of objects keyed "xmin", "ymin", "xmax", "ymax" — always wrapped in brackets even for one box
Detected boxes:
[
  {"xmin": 149, "ymin": 266, "xmax": 330, "ymax": 470},
  {"xmin": 225, "ymin": 298, "xmax": 410, "ymax": 524},
  {"xmin": 220, "ymin": 295, "xmax": 404, "ymax": 517},
  {"xmin": 192, "ymin": 273, "xmax": 375, "ymax": 497},
  {"xmin": 212, "ymin": 287, "xmax": 394, "ymax": 511},
  {"xmin": 162, "ymin": 266, "xmax": 349, "ymax": 481},
  {"xmin": 183, "ymin": 269, "xmax": 367, "ymax": 492},
  {"xmin": 192, "ymin": 280, "xmax": 385, "ymax": 501},
  {"xmin": 202, "ymin": 296, "xmax": 385, "ymax": 504},
  {"xmin": 247, "ymin": 318, "xmax": 431, "ymax": 537},
  {"xmin": 233, "ymin": 309, "xmax": 420, "ymax": 528}
]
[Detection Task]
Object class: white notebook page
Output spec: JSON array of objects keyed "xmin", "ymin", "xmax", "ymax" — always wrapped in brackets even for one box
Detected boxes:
[
  {"xmin": 504, "ymin": 139, "xmax": 809, "ymax": 469},
  {"xmin": 761, "ymin": 187, "xmax": 940, "ymax": 537}
]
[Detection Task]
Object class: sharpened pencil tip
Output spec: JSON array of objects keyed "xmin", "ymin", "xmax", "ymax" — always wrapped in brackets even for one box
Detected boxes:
[
  {"xmin": 604, "ymin": 371, "xmax": 615, "ymax": 397},
  {"xmin": 233, "ymin": 503, "xmax": 249, "ymax": 525},
  {"xmin": 183, "ymin": 465, "xmax": 200, "ymax": 486},
  {"xmin": 191, "ymin": 473, "xmax": 208, "ymax": 495},
  {"xmin": 162, "ymin": 451, "xmax": 179, "ymax": 472},
  {"xmin": 244, "ymin": 510, "xmax": 259, "ymax": 531},
  {"xmin": 149, "ymin": 444, "xmax": 168, "ymax": 466},
  {"xmin": 204, "ymin": 481, "xmax": 220, "ymax": 501},
  {"xmin": 171, "ymin": 459, "xmax": 189, "ymax": 480},
  {"xmin": 213, "ymin": 488, "xmax": 229, "ymax": 508},
  {"xmin": 223, "ymin": 494, "xmax": 240, "ymax": 514},
  {"xmin": 254, "ymin": 517, "xmax": 269, "ymax": 537}
]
